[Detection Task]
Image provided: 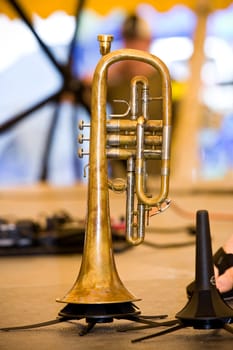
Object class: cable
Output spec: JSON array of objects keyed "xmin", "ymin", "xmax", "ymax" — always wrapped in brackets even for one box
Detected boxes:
[
  {"xmin": 146, "ymin": 226, "xmax": 196, "ymax": 235},
  {"xmin": 171, "ymin": 201, "xmax": 233, "ymax": 222},
  {"xmin": 143, "ymin": 240, "xmax": 195, "ymax": 249}
]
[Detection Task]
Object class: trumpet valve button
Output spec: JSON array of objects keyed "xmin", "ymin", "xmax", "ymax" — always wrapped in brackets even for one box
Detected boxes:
[
  {"xmin": 78, "ymin": 148, "xmax": 89, "ymax": 158},
  {"xmin": 78, "ymin": 148, "xmax": 84, "ymax": 158},
  {"xmin": 79, "ymin": 120, "xmax": 90, "ymax": 130},
  {"xmin": 78, "ymin": 134, "xmax": 84, "ymax": 144}
]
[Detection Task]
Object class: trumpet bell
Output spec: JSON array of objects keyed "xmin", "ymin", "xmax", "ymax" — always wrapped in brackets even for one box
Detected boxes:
[
  {"xmin": 56, "ymin": 215, "xmax": 140, "ymax": 320},
  {"xmin": 56, "ymin": 180, "xmax": 138, "ymax": 305},
  {"xmin": 56, "ymin": 276, "xmax": 138, "ymax": 304},
  {"xmin": 56, "ymin": 251, "xmax": 139, "ymax": 304},
  {"xmin": 56, "ymin": 213, "xmax": 140, "ymax": 320}
]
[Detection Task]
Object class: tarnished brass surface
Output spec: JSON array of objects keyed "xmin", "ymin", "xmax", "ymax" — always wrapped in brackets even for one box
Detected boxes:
[
  {"xmin": 57, "ymin": 35, "xmax": 172, "ymax": 305},
  {"xmin": 107, "ymin": 134, "xmax": 162, "ymax": 146},
  {"xmin": 107, "ymin": 119, "xmax": 163, "ymax": 132}
]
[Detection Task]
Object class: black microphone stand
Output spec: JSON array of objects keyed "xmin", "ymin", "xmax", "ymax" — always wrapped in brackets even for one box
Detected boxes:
[{"xmin": 132, "ymin": 209, "xmax": 233, "ymax": 343}]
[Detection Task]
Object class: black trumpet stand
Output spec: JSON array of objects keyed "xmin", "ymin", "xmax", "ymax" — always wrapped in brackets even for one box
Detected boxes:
[
  {"xmin": 0, "ymin": 303, "xmax": 172, "ymax": 336},
  {"xmin": 132, "ymin": 210, "xmax": 233, "ymax": 343}
]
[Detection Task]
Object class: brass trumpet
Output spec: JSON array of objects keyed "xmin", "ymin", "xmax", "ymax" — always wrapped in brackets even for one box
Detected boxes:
[{"xmin": 57, "ymin": 35, "xmax": 172, "ymax": 323}]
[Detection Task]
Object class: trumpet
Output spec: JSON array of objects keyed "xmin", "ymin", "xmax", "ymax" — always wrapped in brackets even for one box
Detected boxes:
[{"xmin": 57, "ymin": 35, "xmax": 172, "ymax": 323}]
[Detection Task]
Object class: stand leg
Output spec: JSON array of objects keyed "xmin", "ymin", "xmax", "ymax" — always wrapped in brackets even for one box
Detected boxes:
[
  {"xmin": 223, "ymin": 324, "xmax": 233, "ymax": 335},
  {"xmin": 131, "ymin": 322, "xmax": 184, "ymax": 343},
  {"xmin": 79, "ymin": 322, "xmax": 96, "ymax": 336},
  {"xmin": 0, "ymin": 318, "xmax": 67, "ymax": 331},
  {"xmin": 119, "ymin": 316, "xmax": 177, "ymax": 332}
]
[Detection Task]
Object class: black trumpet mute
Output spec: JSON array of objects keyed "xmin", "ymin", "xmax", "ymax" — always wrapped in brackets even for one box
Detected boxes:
[{"xmin": 176, "ymin": 210, "xmax": 233, "ymax": 329}]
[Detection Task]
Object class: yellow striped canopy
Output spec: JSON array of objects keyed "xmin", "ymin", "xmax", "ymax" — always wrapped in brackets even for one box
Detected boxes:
[{"xmin": 1, "ymin": 0, "xmax": 232, "ymax": 19}]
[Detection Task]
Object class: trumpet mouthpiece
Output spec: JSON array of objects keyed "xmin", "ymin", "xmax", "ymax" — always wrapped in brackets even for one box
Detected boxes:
[{"xmin": 97, "ymin": 34, "xmax": 114, "ymax": 56}]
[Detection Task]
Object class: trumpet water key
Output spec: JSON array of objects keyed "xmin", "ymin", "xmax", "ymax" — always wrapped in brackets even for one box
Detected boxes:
[{"xmin": 57, "ymin": 34, "xmax": 173, "ymax": 330}]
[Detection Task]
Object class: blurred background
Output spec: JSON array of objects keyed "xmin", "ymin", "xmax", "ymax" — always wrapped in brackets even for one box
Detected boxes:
[{"xmin": 0, "ymin": 0, "xmax": 233, "ymax": 189}]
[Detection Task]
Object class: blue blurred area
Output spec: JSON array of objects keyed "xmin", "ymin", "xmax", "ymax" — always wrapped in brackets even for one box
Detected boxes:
[
  {"xmin": 0, "ymin": 47, "xmax": 89, "ymax": 185},
  {"xmin": 199, "ymin": 113, "xmax": 233, "ymax": 179},
  {"xmin": 208, "ymin": 4, "xmax": 233, "ymax": 41}
]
